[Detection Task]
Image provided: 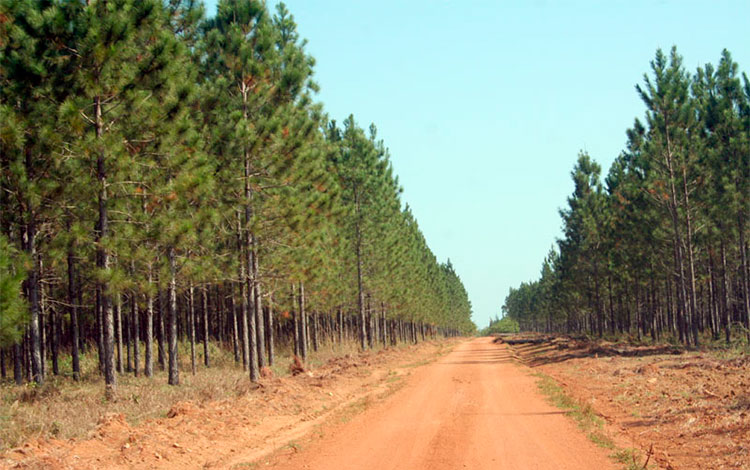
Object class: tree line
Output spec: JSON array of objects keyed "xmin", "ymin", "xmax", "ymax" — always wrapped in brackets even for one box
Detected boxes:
[
  {"xmin": 480, "ymin": 316, "xmax": 519, "ymax": 336},
  {"xmin": 502, "ymin": 47, "xmax": 749, "ymax": 347},
  {"xmin": 0, "ymin": 0, "xmax": 474, "ymax": 396}
]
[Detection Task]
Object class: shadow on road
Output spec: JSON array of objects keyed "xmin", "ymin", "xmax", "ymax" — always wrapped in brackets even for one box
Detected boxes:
[{"xmin": 438, "ymin": 345, "xmax": 517, "ymax": 365}]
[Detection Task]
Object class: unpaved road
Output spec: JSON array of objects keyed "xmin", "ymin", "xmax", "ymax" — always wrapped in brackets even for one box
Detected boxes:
[{"xmin": 268, "ymin": 337, "xmax": 616, "ymax": 470}]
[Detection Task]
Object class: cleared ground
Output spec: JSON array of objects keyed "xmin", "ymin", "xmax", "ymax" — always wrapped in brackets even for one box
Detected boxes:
[{"xmin": 509, "ymin": 335, "xmax": 750, "ymax": 470}]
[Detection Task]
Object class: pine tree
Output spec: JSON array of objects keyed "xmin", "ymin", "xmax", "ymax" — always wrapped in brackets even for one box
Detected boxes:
[
  {"xmin": 55, "ymin": 0, "xmax": 201, "ymax": 394},
  {"xmin": 636, "ymin": 47, "xmax": 701, "ymax": 346}
]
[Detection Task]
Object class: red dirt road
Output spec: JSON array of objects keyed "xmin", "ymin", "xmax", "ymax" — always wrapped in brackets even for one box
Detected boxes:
[{"xmin": 268, "ymin": 337, "xmax": 616, "ymax": 470}]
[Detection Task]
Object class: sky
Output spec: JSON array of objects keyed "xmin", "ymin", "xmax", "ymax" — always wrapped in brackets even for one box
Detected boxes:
[{"xmin": 205, "ymin": 0, "xmax": 750, "ymax": 329}]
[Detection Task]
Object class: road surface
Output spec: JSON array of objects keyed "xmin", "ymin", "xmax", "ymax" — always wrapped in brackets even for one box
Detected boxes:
[{"xmin": 269, "ymin": 337, "xmax": 616, "ymax": 470}]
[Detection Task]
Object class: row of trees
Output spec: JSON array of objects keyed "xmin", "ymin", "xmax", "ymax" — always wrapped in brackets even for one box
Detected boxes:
[
  {"xmin": 0, "ymin": 0, "xmax": 474, "ymax": 396},
  {"xmin": 503, "ymin": 47, "xmax": 749, "ymax": 347}
]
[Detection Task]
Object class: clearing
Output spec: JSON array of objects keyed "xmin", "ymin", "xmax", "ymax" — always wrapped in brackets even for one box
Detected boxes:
[{"xmin": 504, "ymin": 334, "xmax": 750, "ymax": 470}]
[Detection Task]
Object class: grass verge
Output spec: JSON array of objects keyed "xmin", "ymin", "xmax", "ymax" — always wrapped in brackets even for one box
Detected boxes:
[{"xmin": 533, "ymin": 372, "xmax": 654, "ymax": 470}]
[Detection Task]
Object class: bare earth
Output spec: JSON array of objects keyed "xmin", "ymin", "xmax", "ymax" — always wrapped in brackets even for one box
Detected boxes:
[
  {"xmin": 266, "ymin": 337, "xmax": 615, "ymax": 470},
  {"xmin": 509, "ymin": 337, "xmax": 750, "ymax": 470},
  {"xmin": 3, "ymin": 338, "xmax": 618, "ymax": 470}
]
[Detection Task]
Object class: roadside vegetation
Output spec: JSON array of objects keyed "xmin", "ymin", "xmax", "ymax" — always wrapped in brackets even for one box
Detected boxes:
[
  {"xmin": 534, "ymin": 372, "xmax": 652, "ymax": 470},
  {"xmin": 479, "ymin": 316, "xmax": 520, "ymax": 335}
]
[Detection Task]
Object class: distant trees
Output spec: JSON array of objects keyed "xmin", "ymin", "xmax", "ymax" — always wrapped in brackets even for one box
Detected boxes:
[
  {"xmin": 503, "ymin": 47, "xmax": 750, "ymax": 347},
  {"xmin": 0, "ymin": 0, "xmax": 474, "ymax": 392},
  {"xmin": 482, "ymin": 316, "xmax": 520, "ymax": 335}
]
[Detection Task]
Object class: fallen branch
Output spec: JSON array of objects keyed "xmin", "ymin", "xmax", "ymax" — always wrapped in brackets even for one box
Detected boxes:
[{"xmin": 642, "ymin": 443, "xmax": 654, "ymax": 469}]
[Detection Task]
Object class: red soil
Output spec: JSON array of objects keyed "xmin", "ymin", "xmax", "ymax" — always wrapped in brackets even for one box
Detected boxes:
[{"xmin": 266, "ymin": 337, "xmax": 616, "ymax": 470}]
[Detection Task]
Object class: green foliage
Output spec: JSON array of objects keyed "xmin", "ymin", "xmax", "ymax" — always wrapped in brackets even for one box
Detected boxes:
[
  {"xmin": 480, "ymin": 316, "xmax": 519, "ymax": 335},
  {"xmin": 0, "ymin": 233, "xmax": 27, "ymax": 347}
]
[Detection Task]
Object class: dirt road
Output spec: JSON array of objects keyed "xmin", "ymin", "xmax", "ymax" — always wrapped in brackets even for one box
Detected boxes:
[{"xmin": 268, "ymin": 337, "xmax": 616, "ymax": 470}]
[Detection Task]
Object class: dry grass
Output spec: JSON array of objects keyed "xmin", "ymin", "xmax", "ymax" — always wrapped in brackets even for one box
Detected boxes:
[
  {"xmin": 533, "ymin": 372, "xmax": 655, "ymax": 470},
  {"xmin": 509, "ymin": 334, "xmax": 750, "ymax": 470},
  {"xmin": 0, "ymin": 337, "xmax": 397, "ymax": 452}
]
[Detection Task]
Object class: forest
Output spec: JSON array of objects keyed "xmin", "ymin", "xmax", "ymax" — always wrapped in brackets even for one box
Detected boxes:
[
  {"xmin": 0, "ymin": 0, "xmax": 475, "ymax": 397},
  {"xmin": 503, "ymin": 47, "xmax": 750, "ymax": 347}
]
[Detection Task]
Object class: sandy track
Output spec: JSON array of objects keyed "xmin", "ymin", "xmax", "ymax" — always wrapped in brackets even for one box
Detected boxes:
[{"xmin": 268, "ymin": 337, "xmax": 616, "ymax": 470}]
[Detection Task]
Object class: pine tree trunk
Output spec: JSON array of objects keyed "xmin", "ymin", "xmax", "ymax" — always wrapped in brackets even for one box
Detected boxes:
[
  {"xmin": 189, "ymin": 285, "xmax": 197, "ymax": 375},
  {"xmin": 216, "ymin": 285, "xmax": 224, "ymax": 348},
  {"xmin": 241, "ymin": 81, "xmax": 259, "ymax": 382},
  {"xmin": 24, "ymin": 332, "xmax": 31, "ymax": 382},
  {"xmin": 231, "ymin": 285, "xmax": 240, "ymax": 363},
  {"xmin": 50, "ymin": 304, "xmax": 59, "ymax": 376},
  {"xmin": 312, "ymin": 311, "xmax": 319, "ymax": 352},
  {"xmin": 68, "ymin": 250, "xmax": 80, "ymax": 381},
  {"xmin": 132, "ymin": 292, "xmax": 140, "ymax": 377},
  {"xmin": 95, "ymin": 117, "xmax": 117, "ymax": 399},
  {"xmin": 13, "ymin": 343, "xmax": 22, "ymax": 385},
  {"xmin": 157, "ymin": 287, "xmax": 166, "ymax": 371},
  {"xmin": 739, "ymin": 215, "xmax": 750, "ymax": 342},
  {"xmin": 247, "ymin": 263, "xmax": 258, "ymax": 382},
  {"xmin": 292, "ymin": 283, "xmax": 299, "ymax": 357},
  {"xmin": 593, "ymin": 257, "xmax": 603, "ymax": 338},
  {"xmin": 23, "ymin": 213, "xmax": 43, "ymax": 384},
  {"xmin": 354, "ymin": 191, "xmax": 367, "ymax": 351},
  {"xmin": 381, "ymin": 304, "xmax": 387, "ymax": 348},
  {"xmin": 707, "ymin": 250, "xmax": 719, "ymax": 340},
  {"xmin": 266, "ymin": 293, "xmax": 274, "ymax": 367},
  {"xmin": 48, "ymin": 272, "xmax": 59, "ymax": 376},
  {"xmin": 240, "ymin": 265, "xmax": 250, "ymax": 371},
  {"xmin": 365, "ymin": 295, "xmax": 373, "ymax": 349},
  {"xmin": 202, "ymin": 286, "xmax": 210, "ymax": 368},
  {"xmin": 40, "ymin": 291, "xmax": 46, "ymax": 378},
  {"xmin": 254, "ymin": 285, "xmax": 264, "ymax": 369},
  {"xmin": 246, "ymin": 249, "xmax": 258, "ymax": 381},
  {"xmin": 299, "ymin": 282, "xmax": 308, "ymax": 362},
  {"xmin": 337, "ymin": 308, "xmax": 343, "ymax": 345},
  {"xmin": 125, "ymin": 302, "xmax": 132, "ymax": 373},
  {"xmin": 94, "ymin": 95, "xmax": 116, "ymax": 397},
  {"xmin": 649, "ymin": 271, "xmax": 658, "ymax": 341},
  {"xmin": 95, "ymin": 288, "xmax": 103, "ymax": 373},
  {"xmin": 116, "ymin": 294, "xmax": 124, "ymax": 374},
  {"xmin": 252, "ymin": 244, "xmax": 264, "ymax": 370},
  {"xmin": 663, "ymin": 130, "xmax": 691, "ymax": 346},
  {"xmin": 145, "ymin": 269, "xmax": 154, "ymax": 378},
  {"xmin": 681, "ymin": 168, "xmax": 699, "ymax": 346},
  {"xmin": 719, "ymin": 240, "xmax": 731, "ymax": 343},
  {"xmin": 167, "ymin": 247, "xmax": 179, "ymax": 386}
]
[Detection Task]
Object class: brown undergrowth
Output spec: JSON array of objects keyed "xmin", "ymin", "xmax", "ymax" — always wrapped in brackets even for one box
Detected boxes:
[
  {"xmin": 501, "ymin": 334, "xmax": 750, "ymax": 470},
  {"xmin": 0, "ymin": 338, "xmax": 440, "ymax": 457}
]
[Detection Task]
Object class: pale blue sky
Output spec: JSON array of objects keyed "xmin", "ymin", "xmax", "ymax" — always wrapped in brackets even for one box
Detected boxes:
[{"xmin": 205, "ymin": 1, "xmax": 750, "ymax": 328}]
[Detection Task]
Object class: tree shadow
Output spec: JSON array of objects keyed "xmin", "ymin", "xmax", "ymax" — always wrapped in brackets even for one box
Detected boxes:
[{"xmin": 509, "ymin": 341, "xmax": 685, "ymax": 368}]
